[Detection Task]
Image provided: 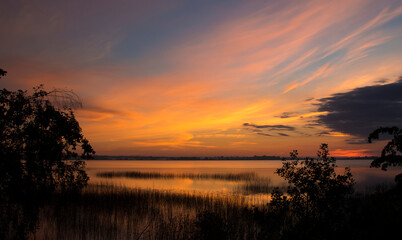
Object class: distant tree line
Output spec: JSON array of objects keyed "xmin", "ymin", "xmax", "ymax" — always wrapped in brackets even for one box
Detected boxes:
[{"xmin": 93, "ymin": 155, "xmax": 282, "ymax": 160}]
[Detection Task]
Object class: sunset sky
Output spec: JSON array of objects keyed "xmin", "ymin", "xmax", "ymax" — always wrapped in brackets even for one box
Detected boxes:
[{"xmin": 1, "ymin": 0, "xmax": 402, "ymax": 157}]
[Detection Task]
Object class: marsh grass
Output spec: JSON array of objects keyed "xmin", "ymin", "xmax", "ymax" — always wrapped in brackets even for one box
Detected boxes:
[
  {"xmin": 32, "ymin": 184, "xmax": 264, "ymax": 240},
  {"xmin": 96, "ymin": 170, "xmax": 283, "ymax": 195},
  {"xmin": 25, "ymin": 169, "xmax": 402, "ymax": 240},
  {"xmin": 25, "ymin": 183, "xmax": 402, "ymax": 240},
  {"xmin": 236, "ymin": 178, "xmax": 279, "ymax": 194},
  {"xmin": 96, "ymin": 171, "xmax": 258, "ymax": 181}
]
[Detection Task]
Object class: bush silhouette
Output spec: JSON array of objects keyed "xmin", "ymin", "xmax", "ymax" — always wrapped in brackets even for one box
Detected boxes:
[{"xmin": 270, "ymin": 144, "xmax": 354, "ymax": 239}]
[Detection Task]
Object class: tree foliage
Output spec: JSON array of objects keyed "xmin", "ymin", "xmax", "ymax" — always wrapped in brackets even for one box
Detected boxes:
[
  {"xmin": 368, "ymin": 126, "xmax": 402, "ymax": 184},
  {"xmin": 368, "ymin": 126, "xmax": 402, "ymax": 170},
  {"xmin": 0, "ymin": 68, "xmax": 6, "ymax": 78},
  {"xmin": 0, "ymin": 78, "xmax": 95, "ymax": 239},
  {"xmin": 0, "ymin": 85, "xmax": 95, "ymax": 193},
  {"xmin": 270, "ymin": 144, "xmax": 354, "ymax": 239}
]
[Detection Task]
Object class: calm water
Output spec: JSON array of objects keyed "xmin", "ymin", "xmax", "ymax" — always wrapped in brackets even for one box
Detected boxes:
[{"xmin": 86, "ymin": 160, "xmax": 401, "ymax": 197}]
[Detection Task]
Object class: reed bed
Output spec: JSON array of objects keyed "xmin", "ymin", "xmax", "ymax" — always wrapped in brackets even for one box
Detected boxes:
[
  {"xmin": 25, "ymin": 182, "xmax": 402, "ymax": 240},
  {"xmin": 32, "ymin": 184, "xmax": 265, "ymax": 240},
  {"xmin": 96, "ymin": 171, "xmax": 258, "ymax": 181},
  {"xmin": 237, "ymin": 178, "xmax": 276, "ymax": 194}
]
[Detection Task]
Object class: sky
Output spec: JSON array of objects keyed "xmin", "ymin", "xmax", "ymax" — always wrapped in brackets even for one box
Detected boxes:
[{"xmin": 1, "ymin": 0, "xmax": 402, "ymax": 157}]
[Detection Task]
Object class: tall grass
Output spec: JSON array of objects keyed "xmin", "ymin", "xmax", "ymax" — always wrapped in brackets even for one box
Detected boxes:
[
  {"xmin": 26, "ymin": 182, "xmax": 402, "ymax": 240},
  {"xmin": 32, "ymin": 184, "xmax": 264, "ymax": 240},
  {"xmin": 237, "ymin": 178, "xmax": 277, "ymax": 194}
]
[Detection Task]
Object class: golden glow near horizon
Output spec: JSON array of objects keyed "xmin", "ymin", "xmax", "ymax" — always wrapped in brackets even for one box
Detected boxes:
[{"xmin": 1, "ymin": 0, "xmax": 402, "ymax": 157}]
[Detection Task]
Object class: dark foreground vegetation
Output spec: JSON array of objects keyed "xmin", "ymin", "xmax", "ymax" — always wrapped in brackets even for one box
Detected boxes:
[{"xmin": 25, "ymin": 181, "xmax": 402, "ymax": 240}]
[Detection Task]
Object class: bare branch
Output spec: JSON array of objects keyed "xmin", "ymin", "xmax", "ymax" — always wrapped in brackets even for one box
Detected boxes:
[{"xmin": 47, "ymin": 88, "xmax": 83, "ymax": 109}]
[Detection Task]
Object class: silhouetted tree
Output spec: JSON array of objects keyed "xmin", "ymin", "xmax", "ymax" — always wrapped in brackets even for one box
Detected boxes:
[
  {"xmin": 270, "ymin": 144, "xmax": 354, "ymax": 239},
  {"xmin": 0, "ymin": 85, "xmax": 95, "ymax": 192},
  {"xmin": 368, "ymin": 126, "xmax": 402, "ymax": 183},
  {"xmin": 0, "ymin": 69, "xmax": 95, "ymax": 239}
]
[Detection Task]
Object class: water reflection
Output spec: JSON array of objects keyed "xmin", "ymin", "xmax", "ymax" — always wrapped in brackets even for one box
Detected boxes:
[{"xmin": 88, "ymin": 160, "xmax": 401, "ymax": 197}]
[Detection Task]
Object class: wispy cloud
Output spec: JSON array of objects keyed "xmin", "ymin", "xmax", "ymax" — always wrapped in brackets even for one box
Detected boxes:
[
  {"xmin": 282, "ymin": 63, "xmax": 332, "ymax": 94},
  {"xmin": 321, "ymin": 6, "xmax": 402, "ymax": 59}
]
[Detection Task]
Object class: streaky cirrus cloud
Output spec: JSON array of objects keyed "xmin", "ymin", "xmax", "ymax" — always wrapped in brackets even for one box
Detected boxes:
[{"xmin": 282, "ymin": 63, "xmax": 333, "ymax": 94}]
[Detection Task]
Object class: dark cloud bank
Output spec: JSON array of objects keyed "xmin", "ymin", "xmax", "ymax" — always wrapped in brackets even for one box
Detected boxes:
[{"xmin": 316, "ymin": 78, "xmax": 402, "ymax": 140}]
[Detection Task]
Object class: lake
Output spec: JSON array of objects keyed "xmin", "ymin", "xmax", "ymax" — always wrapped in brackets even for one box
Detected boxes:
[{"xmin": 86, "ymin": 160, "xmax": 401, "ymax": 201}]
